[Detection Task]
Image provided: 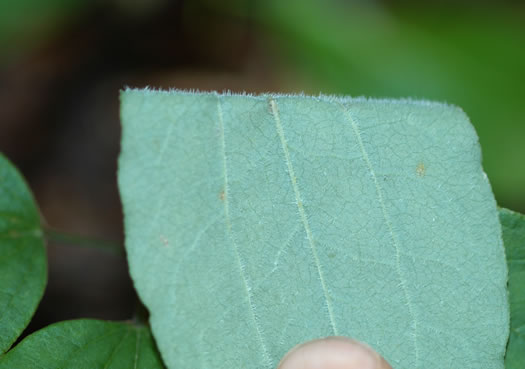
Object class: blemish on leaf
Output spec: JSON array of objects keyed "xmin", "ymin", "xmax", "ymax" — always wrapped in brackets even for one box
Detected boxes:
[
  {"xmin": 328, "ymin": 252, "xmax": 336, "ymax": 259},
  {"xmin": 267, "ymin": 98, "xmax": 274, "ymax": 114},
  {"xmin": 160, "ymin": 235, "xmax": 169, "ymax": 247},
  {"xmin": 219, "ymin": 190, "xmax": 225, "ymax": 201},
  {"xmin": 416, "ymin": 162, "xmax": 426, "ymax": 177}
]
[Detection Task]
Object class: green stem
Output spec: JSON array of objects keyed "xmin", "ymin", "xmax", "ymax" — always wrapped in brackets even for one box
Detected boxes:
[{"xmin": 44, "ymin": 227, "xmax": 125, "ymax": 256}]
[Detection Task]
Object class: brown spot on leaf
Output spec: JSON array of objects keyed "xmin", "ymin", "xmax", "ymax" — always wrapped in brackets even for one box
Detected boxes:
[
  {"xmin": 219, "ymin": 190, "xmax": 225, "ymax": 201},
  {"xmin": 416, "ymin": 162, "xmax": 426, "ymax": 177}
]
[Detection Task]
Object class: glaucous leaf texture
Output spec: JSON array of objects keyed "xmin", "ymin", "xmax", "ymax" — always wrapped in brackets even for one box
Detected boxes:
[{"xmin": 119, "ymin": 90, "xmax": 509, "ymax": 368}]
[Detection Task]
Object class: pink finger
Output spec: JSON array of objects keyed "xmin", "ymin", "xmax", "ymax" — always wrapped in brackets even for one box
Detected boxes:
[{"xmin": 277, "ymin": 336, "xmax": 393, "ymax": 369}]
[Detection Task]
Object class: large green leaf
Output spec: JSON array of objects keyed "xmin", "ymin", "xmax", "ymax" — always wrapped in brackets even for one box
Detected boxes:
[
  {"xmin": 119, "ymin": 89, "xmax": 509, "ymax": 368},
  {"xmin": 500, "ymin": 208, "xmax": 525, "ymax": 368},
  {"xmin": 0, "ymin": 153, "xmax": 46, "ymax": 354},
  {"xmin": 0, "ymin": 319, "xmax": 164, "ymax": 368}
]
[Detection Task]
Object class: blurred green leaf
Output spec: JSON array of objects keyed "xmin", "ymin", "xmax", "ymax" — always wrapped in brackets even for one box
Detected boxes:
[
  {"xmin": 0, "ymin": 0, "xmax": 90, "ymax": 57},
  {"xmin": 500, "ymin": 208, "xmax": 525, "ymax": 369},
  {"xmin": 241, "ymin": 0, "xmax": 525, "ymax": 210},
  {"xmin": 0, "ymin": 153, "xmax": 46, "ymax": 354},
  {"xmin": 119, "ymin": 89, "xmax": 508, "ymax": 368},
  {"xmin": 0, "ymin": 319, "xmax": 165, "ymax": 368}
]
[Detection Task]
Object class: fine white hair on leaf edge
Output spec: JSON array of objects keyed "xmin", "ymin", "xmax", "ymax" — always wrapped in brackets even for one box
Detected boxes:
[{"xmin": 120, "ymin": 86, "xmax": 459, "ymax": 110}]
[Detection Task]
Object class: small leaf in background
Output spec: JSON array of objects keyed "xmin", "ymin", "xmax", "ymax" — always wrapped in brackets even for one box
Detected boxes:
[
  {"xmin": 500, "ymin": 208, "xmax": 525, "ymax": 369},
  {"xmin": 119, "ymin": 90, "xmax": 509, "ymax": 368},
  {"xmin": 0, "ymin": 153, "xmax": 46, "ymax": 354},
  {"xmin": 0, "ymin": 319, "xmax": 164, "ymax": 368}
]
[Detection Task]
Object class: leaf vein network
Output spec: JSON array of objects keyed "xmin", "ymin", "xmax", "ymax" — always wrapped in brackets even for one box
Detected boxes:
[
  {"xmin": 215, "ymin": 94, "xmax": 272, "ymax": 368},
  {"xmin": 270, "ymin": 98, "xmax": 339, "ymax": 336},
  {"xmin": 337, "ymin": 102, "xmax": 419, "ymax": 365}
]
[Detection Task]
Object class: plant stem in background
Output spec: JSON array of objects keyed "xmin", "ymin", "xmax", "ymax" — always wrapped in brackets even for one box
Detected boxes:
[{"xmin": 44, "ymin": 228, "xmax": 125, "ymax": 256}]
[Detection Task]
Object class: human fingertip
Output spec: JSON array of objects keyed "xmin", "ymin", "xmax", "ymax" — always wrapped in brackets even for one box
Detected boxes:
[{"xmin": 277, "ymin": 336, "xmax": 393, "ymax": 369}]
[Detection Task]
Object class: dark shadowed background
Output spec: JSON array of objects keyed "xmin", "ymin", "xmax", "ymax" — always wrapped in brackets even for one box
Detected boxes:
[{"xmin": 1, "ymin": 0, "xmax": 524, "ymax": 338}]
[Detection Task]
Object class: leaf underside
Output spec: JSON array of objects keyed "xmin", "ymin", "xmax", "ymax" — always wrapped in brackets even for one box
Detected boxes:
[
  {"xmin": 0, "ymin": 153, "xmax": 46, "ymax": 354},
  {"xmin": 500, "ymin": 208, "xmax": 525, "ymax": 369},
  {"xmin": 119, "ymin": 89, "xmax": 509, "ymax": 369},
  {"xmin": 0, "ymin": 319, "xmax": 164, "ymax": 369}
]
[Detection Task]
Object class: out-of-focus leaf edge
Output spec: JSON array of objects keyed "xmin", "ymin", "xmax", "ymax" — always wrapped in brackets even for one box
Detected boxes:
[{"xmin": 500, "ymin": 207, "xmax": 525, "ymax": 369}]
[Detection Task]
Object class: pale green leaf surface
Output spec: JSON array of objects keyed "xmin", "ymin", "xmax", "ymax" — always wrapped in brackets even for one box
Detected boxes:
[
  {"xmin": 119, "ymin": 89, "xmax": 509, "ymax": 369},
  {"xmin": 0, "ymin": 319, "xmax": 164, "ymax": 368},
  {"xmin": 0, "ymin": 153, "xmax": 46, "ymax": 354},
  {"xmin": 500, "ymin": 208, "xmax": 525, "ymax": 369}
]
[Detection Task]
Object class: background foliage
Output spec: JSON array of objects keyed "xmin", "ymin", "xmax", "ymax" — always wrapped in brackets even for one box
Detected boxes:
[{"xmin": 0, "ymin": 0, "xmax": 523, "ymax": 345}]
